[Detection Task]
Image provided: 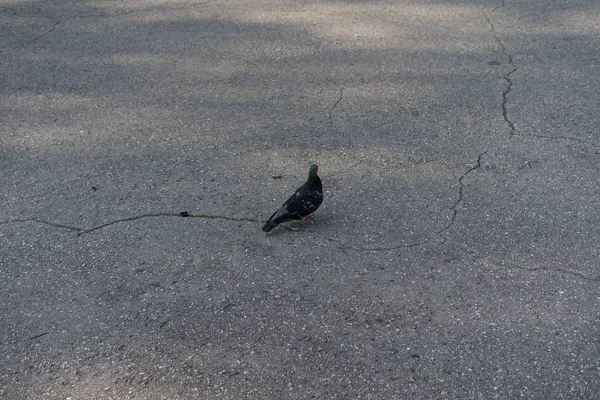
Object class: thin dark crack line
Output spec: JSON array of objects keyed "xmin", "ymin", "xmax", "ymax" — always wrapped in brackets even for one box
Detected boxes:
[
  {"xmin": 0, "ymin": 7, "xmax": 17, "ymax": 15},
  {"xmin": 437, "ymin": 151, "xmax": 488, "ymax": 235},
  {"xmin": 483, "ymin": 8, "xmax": 517, "ymax": 135},
  {"xmin": 523, "ymin": 133, "xmax": 600, "ymax": 148},
  {"xmin": 453, "ymin": 244, "xmax": 600, "ymax": 282},
  {"xmin": 69, "ymin": 1, "xmax": 213, "ymax": 19},
  {"xmin": 72, "ymin": 10, "xmax": 138, "ymax": 19},
  {"xmin": 327, "ymin": 83, "xmax": 344, "ymax": 126},
  {"xmin": 501, "ymin": 66, "xmax": 517, "ymax": 134},
  {"xmin": 283, "ymin": 233, "xmax": 430, "ymax": 253},
  {"xmin": 1, "ymin": 213, "xmax": 260, "ymax": 236},
  {"xmin": 491, "ymin": 0, "xmax": 506, "ymax": 12},
  {"xmin": 159, "ymin": 319, "xmax": 171, "ymax": 329},
  {"xmin": 73, "ymin": 0, "xmax": 215, "ymax": 18},
  {"xmin": 456, "ymin": 246, "xmax": 600, "ymax": 282},
  {"xmin": 0, "ymin": 0, "xmax": 214, "ymax": 19},
  {"xmin": 28, "ymin": 332, "xmax": 49, "ymax": 340},
  {"xmin": 506, "ymin": 265, "xmax": 600, "ymax": 282},
  {"xmin": 276, "ymin": 227, "xmax": 431, "ymax": 253},
  {"xmin": 79, "ymin": 213, "xmax": 260, "ymax": 235},
  {"xmin": 0, "ymin": 217, "xmax": 82, "ymax": 233},
  {"xmin": 7, "ymin": 18, "xmax": 61, "ymax": 52},
  {"xmin": 482, "ymin": 9, "xmax": 509, "ymax": 63},
  {"xmin": 484, "ymin": 8, "xmax": 598, "ymax": 147}
]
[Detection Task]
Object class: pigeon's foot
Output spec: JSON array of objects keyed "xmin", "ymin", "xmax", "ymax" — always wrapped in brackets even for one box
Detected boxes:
[{"xmin": 298, "ymin": 214, "xmax": 317, "ymax": 228}]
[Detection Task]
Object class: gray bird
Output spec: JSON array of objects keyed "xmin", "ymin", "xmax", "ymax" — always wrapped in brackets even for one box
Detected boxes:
[{"xmin": 262, "ymin": 164, "xmax": 323, "ymax": 232}]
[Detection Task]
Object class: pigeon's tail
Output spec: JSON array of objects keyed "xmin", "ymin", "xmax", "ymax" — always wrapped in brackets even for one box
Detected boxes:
[{"xmin": 262, "ymin": 221, "xmax": 278, "ymax": 232}]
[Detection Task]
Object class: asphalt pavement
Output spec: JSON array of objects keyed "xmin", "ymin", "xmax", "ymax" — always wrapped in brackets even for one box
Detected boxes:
[{"xmin": 1, "ymin": 0, "xmax": 599, "ymax": 398}]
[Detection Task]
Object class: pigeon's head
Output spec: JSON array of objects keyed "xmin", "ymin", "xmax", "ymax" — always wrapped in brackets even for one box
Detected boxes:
[{"xmin": 308, "ymin": 164, "xmax": 319, "ymax": 178}]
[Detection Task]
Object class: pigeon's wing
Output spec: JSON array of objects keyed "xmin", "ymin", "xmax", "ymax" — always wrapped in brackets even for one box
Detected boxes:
[
  {"xmin": 277, "ymin": 175, "xmax": 323, "ymax": 219},
  {"xmin": 261, "ymin": 192, "xmax": 301, "ymax": 232},
  {"xmin": 269, "ymin": 201, "xmax": 298, "ymax": 224},
  {"xmin": 289, "ymin": 188, "xmax": 323, "ymax": 218},
  {"xmin": 262, "ymin": 166, "xmax": 323, "ymax": 233}
]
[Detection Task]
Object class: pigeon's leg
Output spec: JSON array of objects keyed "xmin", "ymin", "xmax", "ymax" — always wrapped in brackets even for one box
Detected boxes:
[{"xmin": 298, "ymin": 214, "xmax": 316, "ymax": 228}]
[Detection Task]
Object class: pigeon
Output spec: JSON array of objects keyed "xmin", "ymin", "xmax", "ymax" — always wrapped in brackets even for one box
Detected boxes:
[{"xmin": 262, "ymin": 164, "xmax": 323, "ymax": 232}]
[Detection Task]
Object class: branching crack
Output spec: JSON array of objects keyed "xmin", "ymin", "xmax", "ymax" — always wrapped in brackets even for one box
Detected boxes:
[
  {"xmin": 437, "ymin": 151, "xmax": 488, "ymax": 235},
  {"xmin": 483, "ymin": 8, "xmax": 517, "ymax": 135},
  {"xmin": 483, "ymin": 8, "xmax": 600, "ymax": 149},
  {"xmin": 28, "ymin": 332, "xmax": 49, "ymax": 340},
  {"xmin": 1, "ymin": 213, "xmax": 260, "ymax": 236}
]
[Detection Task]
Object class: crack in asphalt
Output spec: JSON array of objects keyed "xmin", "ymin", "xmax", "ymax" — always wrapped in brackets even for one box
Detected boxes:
[
  {"xmin": 482, "ymin": 9, "xmax": 600, "ymax": 149},
  {"xmin": 28, "ymin": 332, "xmax": 49, "ymax": 340},
  {"xmin": 0, "ymin": 6, "xmax": 17, "ymax": 15},
  {"xmin": 437, "ymin": 151, "xmax": 488, "ymax": 235},
  {"xmin": 71, "ymin": 10, "xmax": 138, "ymax": 19},
  {"xmin": 282, "ymin": 235, "xmax": 431, "ymax": 253},
  {"xmin": 507, "ymin": 264, "xmax": 600, "ymax": 282},
  {"xmin": 525, "ymin": 133, "xmax": 600, "ymax": 149},
  {"xmin": 328, "ymin": 83, "xmax": 344, "ymax": 126},
  {"xmin": 1, "ymin": 213, "xmax": 260, "ymax": 236},
  {"xmin": 3, "ymin": 0, "xmax": 596, "ymax": 284},
  {"xmin": 78, "ymin": 213, "xmax": 260, "ymax": 235},
  {"xmin": 5, "ymin": 212, "xmax": 598, "ymax": 282},
  {"xmin": 0, "ymin": 217, "xmax": 83, "ymax": 233},
  {"xmin": 6, "ymin": 18, "xmax": 61, "ymax": 53},
  {"xmin": 70, "ymin": 0, "xmax": 215, "ymax": 19},
  {"xmin": 453, "ymin": 244, "xmax": 600, "ymax": 282},
  {"xmin": 491, "ymin": 0, "xmax": 506, "ymax": 12},
  {"xmin": 0, "ymin": 0, "xmax": 214, "ymax": 19},
  {"xmin": 2, "ymin": 0, "xmax": 216, "ymax": 53},
  {"xmin": 501, "ymin": 66, "xmax": 517, "ymax": 135},
  {"xmin": 483, "ymin": 8, "xmax": 517, "ymax": 135},
  {"xmin": 0, "ymin": 211, "xmax": 428, "ymax": 253}
]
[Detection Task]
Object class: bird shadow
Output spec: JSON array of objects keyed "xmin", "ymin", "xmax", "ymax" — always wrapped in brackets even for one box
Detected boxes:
[{"xmin": 262, "ymin": 217, "xmax": 324, "ymax": 235}]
